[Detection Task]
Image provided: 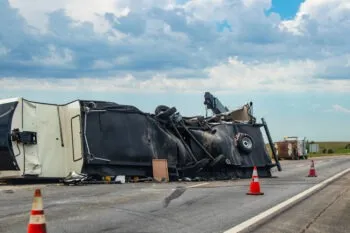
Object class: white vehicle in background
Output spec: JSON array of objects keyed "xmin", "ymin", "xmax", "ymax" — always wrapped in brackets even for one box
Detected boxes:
[{"xmin": 274, "ymin": 136, "xmax": 308, "ymax": 160}]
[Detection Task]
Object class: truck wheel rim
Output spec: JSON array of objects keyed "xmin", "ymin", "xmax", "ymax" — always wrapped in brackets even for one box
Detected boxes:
[{"xmin": 242, "ymin": 137, "xmax": 253, "ymax": 149}]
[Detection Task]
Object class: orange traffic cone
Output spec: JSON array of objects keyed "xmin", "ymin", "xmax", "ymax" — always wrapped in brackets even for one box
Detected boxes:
[
  {"xmin": 27, "ymin": 189, "xmax": 47, "ymax": 233},
  {"xmin": 247, "ymin": 166, "xmax": 264, "ymax": 195},
  {"xmin": 307, "ymin": 160, "xmax": 317, "ymax": 177}
]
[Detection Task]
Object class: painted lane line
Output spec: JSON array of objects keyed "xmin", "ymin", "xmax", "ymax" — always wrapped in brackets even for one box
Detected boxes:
[
  {"xmin": 223, "ymin": 168, "xmax": 350, "ymax": 233},
  {"xmin": 187, "ymin": 182, "xmax": 210, "ymax": 188}
]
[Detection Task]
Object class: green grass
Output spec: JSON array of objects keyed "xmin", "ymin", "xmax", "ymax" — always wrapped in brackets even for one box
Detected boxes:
[
  {"xmin": 308, "ymin": 153, "xmax": 350, "ymax": 158},
  {"xmin": 335, "ymin": 148, "xmax": 350, "ymax": 153},
  {"xmin": 315, "ymin": 141, "xmax": 350, "ymax": 150},
  {"xmin": 308, "ymin": 141, "xmax": 350, "ymax": 157},
  {"xmin": 311, "ymin": 141, "xmax": 350, "ymax": 154}
]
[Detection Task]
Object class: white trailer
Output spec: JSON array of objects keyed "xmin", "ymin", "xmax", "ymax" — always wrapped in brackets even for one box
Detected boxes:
[{"xmin": 0, "ymin": 98, "xmax": 84, "ymax": 179}]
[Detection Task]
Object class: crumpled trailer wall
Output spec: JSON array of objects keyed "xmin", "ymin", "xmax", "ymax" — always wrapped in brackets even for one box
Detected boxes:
[
  {"xmin": 80, "ymin": 101, "xmax": 186, "ymax": 179},
  {"xmin": 80, "ymin": 101, "xmax": 277, "ymax": 180},
  {"xmin": 0, "ymin": 98, "xmax": 84, "ymax": 179}
]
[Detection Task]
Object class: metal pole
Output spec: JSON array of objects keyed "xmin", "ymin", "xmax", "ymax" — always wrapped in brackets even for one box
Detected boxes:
[
  {"xmin": 261, "ymin": 118, "xmax": 282, "ymax": 171},
  {"xmin": 180, "ymin": 121, "xmax": 215, "ymax": 160}
]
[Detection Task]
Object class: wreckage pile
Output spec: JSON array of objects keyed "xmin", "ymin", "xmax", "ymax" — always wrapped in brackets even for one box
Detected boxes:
[
  {"xmin": 0, "ymin": 92, "xmax": 280, "ymax": 183},
  {"xmin": 77, "ymin": 92, "xmax": 281, "ymax": 181}
]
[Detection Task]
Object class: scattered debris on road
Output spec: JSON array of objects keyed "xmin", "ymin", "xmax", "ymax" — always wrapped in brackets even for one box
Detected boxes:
[{"xmin": 2, "ymin": 189, "xmax": 14, "ymax": 194}]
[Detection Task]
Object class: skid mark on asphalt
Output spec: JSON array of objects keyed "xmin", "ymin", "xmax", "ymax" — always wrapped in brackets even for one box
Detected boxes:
[
  {"xmin": 179, "ymin": 193, "xmax": 212, "ymax": 207},
  {"xmin": 299, "ymin": 187, "xmax": 350, "ymax": 233},
  {"xmin": 0, "ymin": 211, "xmax": 28, "ymax": 221}
]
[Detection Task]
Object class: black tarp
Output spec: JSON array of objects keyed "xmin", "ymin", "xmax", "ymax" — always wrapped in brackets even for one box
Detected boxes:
[
  {"xmin": 0, "ymin": 101, "xmax": 19, "ymax": 171},
  {"xmin": 83, "ymin": 109, "xmax": 188, "ymax": 166},
  {"xmin": 81, "ymin": 101, "xmax": 189, "ymax": 178},
  {"xmin": 80, "ymin": 100, "xmax": 276, "ymax": 180},
  {"xmin": 189, "ymin": 124, "xmax": 273, "ymax": 167}
]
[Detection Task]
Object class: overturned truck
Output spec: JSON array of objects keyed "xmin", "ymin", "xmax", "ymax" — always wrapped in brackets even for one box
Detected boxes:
[{"xmin": 0, "ymin": 93, "xmax": 281, "ymax": 182}]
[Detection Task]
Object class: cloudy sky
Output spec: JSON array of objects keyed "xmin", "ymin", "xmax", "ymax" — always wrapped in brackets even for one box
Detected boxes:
[{"xmin": 1, "ymin": 0, "xmax": 350, "ymax": 141}]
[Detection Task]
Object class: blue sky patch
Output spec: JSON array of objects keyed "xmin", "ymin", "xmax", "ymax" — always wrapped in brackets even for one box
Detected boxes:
[
  {"xmin": 216, "ymin": 20, "xmax": 232, "ymax": 32},
  {"xmin": 266, "ymin": 0, "xmax": 305, "ymax": 19}
]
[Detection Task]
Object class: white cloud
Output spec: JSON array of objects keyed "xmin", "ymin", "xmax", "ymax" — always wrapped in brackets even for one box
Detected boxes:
[
  {"xmin": 145, "ymin": 20, "xmax": 189, "ymax": 41},
  {"xmin": 280, "ymin": 0, "xmax": 350, "ymax": 36},
  {"xmin": 2, "ymin": 0, "xmax": 350, "ymax": 93},
  {"xmin": 0, "ymin": 44, "xmax": 10, "ymax": 56},
  {"xmin": 8, "ymin": 0, "xmax": 277, "ymax": 37},
  {"xmin": 92, "ymin": 60, "xmax": 114, "ymax": 69},
  {"xmin": 30, "ymin": 45, "xmax": 74, "ymax": 67},
  {"xmin": 181, "ymin": 0, "xmax": 275, "ymax": 31},
  {"xmin": 92, "ymin": 56, "xmax": 130, "ymax": 69},
  {"xmin": 8, "ymin": 0, "xmax": 174, "ymax": 34},
  {"xmin": 1, "ymin": 57, "xmax": 350, "ymax": 93},
  {"xmin": 332, "ymin": 104, "xmax": 350, "ymax": 113},
  {"xmin": 115, "ymin": 56, "xmax": 130, "ymax": 65}
]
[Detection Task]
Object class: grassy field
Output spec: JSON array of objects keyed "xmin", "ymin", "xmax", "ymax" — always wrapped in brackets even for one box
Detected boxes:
[
  {"xmin": 315, "ymin": 141, "xmax": 350, "ymax": 150},
  {"xmin": 308, "ymin": 141, "xmax": 350, "ymax": 157}
]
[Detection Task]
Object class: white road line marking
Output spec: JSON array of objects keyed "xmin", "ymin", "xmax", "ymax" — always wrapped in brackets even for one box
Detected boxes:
[
  {"xmin": 187, "ymin": 182, "xmax": 210, "ymax": 188},
  {"xmin": 223, "ymin": 168, "xmax": 350, "ymax": 233}
]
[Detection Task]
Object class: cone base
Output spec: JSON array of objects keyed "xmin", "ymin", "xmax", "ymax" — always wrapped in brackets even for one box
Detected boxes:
[
  {"xmin": 307, "ymin": 170, "xmax": 317, "ymax": 177},
  {"xmin": 246, "ymin": 192, "xmax": 264, "ymax": 195},
  {"xmin": 28, "ymin": 224, "xmax": 47, "ymax": 233}
]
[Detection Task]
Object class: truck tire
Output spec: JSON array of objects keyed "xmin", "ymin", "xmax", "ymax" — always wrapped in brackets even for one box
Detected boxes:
[
  {"xmin": 155, "ymin": 105, "xmax": 170, "ymax": 115},
  {"xmin": 237, "ymin": 134, "xmax": 254, "ymax": 154},
  {"xmin": 155, "ymin": 105, "xmax": 176, "ymax": 120}
]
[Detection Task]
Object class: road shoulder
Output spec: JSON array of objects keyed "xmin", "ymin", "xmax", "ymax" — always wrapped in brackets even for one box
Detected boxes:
[{"xmin": 250, "ymin": 171, "xmax": 350, "ymax": 233}]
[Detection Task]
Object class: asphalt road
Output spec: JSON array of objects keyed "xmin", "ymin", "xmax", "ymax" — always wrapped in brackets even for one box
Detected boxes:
[
  {"xmin": 1, "ymin": 155, "xmax": 350, "ymax": 233},
  {"xmin": 252, "ymin": 167, "xmax": 350, "ymax": 233}
]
